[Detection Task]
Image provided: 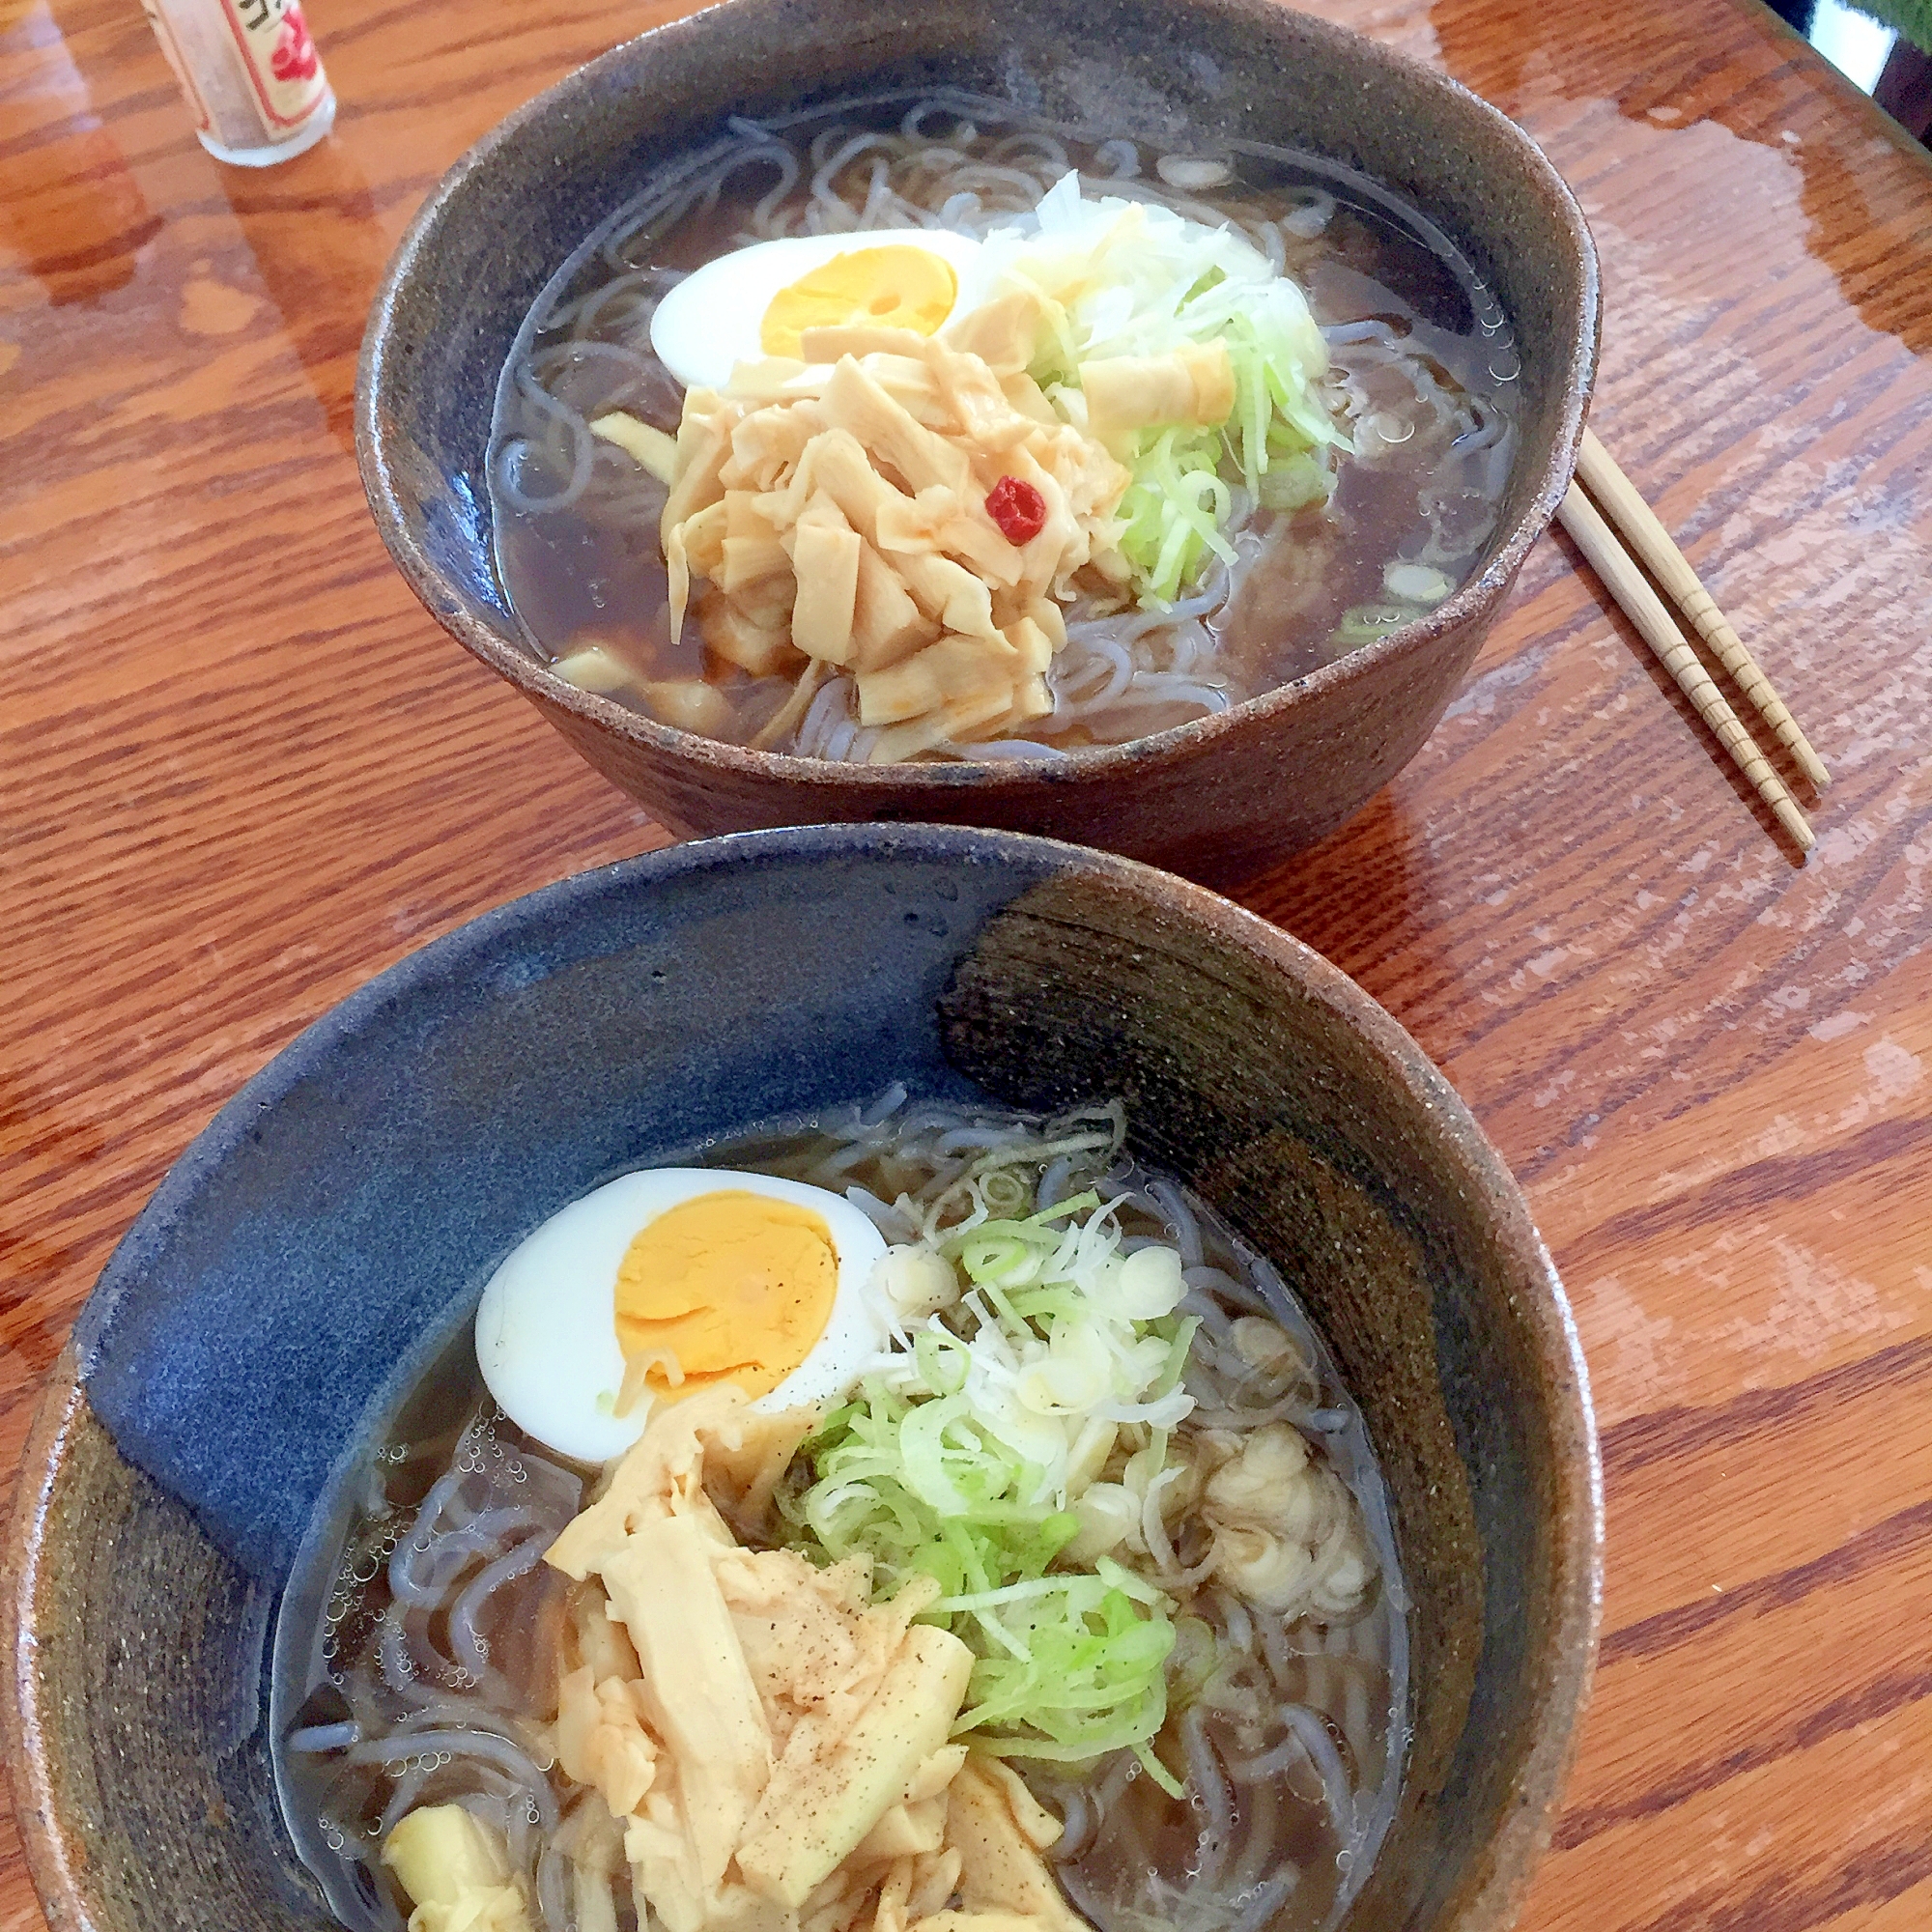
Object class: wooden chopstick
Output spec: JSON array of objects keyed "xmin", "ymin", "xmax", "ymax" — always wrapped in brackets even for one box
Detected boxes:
[
  {"xmin": 1575, "ymin": 430, "xmax": 1829, "ymax": 789},
  {"xmin": 1558, "ymin": 482, "xmax": 1815, "ymax": 853}
]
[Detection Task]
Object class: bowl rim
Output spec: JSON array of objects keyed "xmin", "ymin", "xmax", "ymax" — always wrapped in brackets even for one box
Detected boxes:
[
  {"xmin": 5, "ymin": 822, "xmax": 1603, "ymax": 1932},
  {"xmin": 355, "ymin": 0, "xmax": 1601, "ymax": 789}
]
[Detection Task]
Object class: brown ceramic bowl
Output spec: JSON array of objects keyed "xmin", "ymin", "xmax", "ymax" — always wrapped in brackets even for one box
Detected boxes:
[
  {"xmin": 6, "ymin": 827, "xmax": 1600, "ymax": 1932},
  {"xmin": 355, "ymin": 0, "xmax": 1597, "ymax": 883}
]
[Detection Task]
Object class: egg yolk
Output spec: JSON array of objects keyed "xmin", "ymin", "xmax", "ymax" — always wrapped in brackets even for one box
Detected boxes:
[
  {"xmin": 611, "ymin": 1191, "xmax": 838, "ymax": 1412},
  {"xmin": 759, "ymin": 245, "xmax": 959, "ymax": 358}
]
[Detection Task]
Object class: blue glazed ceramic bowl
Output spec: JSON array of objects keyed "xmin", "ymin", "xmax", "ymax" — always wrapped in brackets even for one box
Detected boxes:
[{"xmin": 4, "ymin": 827, "xmax": 1599, "ymax": 1932}]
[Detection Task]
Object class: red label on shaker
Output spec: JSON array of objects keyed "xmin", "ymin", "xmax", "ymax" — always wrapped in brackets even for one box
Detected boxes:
[
  {"xmin": 142, "ymin": 0, "xmax": 334, "ymax": 164},
  {"xmin": 217, "ymin": 0, "xmax": 327, "ymax": 129}
]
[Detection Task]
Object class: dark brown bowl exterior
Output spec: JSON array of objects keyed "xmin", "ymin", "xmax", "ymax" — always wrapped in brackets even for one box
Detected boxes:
[
  {"xmin": 355, "ymin": 0, "xmax": 1598, "ymax": 882},
  {"xmin": 6, "ymin": 829, "xmax": 1601, "ymax": 1932}
]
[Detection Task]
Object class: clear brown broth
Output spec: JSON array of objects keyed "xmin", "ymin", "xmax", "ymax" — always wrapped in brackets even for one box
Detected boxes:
[
  {"xmin": 487, "ymin": 98, "xmax": 1518, "ymax": 758},
  {"xmin": 272, "ymin": 1100, "xmax": 1406, "ymax": 1932}
]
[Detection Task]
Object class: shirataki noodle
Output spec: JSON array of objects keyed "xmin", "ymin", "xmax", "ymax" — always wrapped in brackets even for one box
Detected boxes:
[
  {"xmin": 488, "ymin": 90, "xmax": 1518, "ymax": 760},
  {"xmin": 274, "ymin": 1093, "xmax": 1406, "ymax": 1932}
]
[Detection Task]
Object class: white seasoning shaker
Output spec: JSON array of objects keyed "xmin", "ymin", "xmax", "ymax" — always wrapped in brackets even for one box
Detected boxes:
[{"xmin": 140, "ymin": 0, "xmax": 335, "ymax": 166}]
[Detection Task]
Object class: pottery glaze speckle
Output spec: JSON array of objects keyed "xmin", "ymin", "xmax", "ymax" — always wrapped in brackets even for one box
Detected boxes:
[
  {"xmin": 5, "ymin": 827, "xmax": 1601, "ymax": 1932},
  {"xmin": 355, "ymin": 0, "xmax": 1598, "ymax": 882}
]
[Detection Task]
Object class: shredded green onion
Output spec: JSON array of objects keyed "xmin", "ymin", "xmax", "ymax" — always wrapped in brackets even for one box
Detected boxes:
[
  {"xmin": 972, "ymin": 173, "xmax": 1345, "ymax": 608},
  {"xmin": 780, "ymin": 1187, "xmax": 1195, "ymax": 1767},
  {"xmin": 1331, "ymin": 601, "xmax": 1432, "ymax": 647}
]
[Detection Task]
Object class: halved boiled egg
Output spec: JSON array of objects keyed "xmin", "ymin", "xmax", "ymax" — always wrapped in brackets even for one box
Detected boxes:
[
  {"xmin": 650, "ymin": 228, "xmax": 985, "ymax": 392},
  {"xmin": 475, "ymin": 1168, "xmax": 890, "ymax": 1463}
]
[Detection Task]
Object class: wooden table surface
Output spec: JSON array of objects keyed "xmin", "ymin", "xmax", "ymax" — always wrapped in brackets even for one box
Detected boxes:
[{"xmin": 4, "ymin": 0, "xmax": 1930, "ymax": 1926}]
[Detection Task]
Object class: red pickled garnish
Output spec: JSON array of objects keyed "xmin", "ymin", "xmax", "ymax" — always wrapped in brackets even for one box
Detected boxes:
[{"xmin": 985, "ymin": 475, "xmax": 1047, "ymax": 545}]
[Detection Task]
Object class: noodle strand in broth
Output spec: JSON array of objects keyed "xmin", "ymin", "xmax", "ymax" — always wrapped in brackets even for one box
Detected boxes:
[
  {"xmin": 488, "ymin": 90, "xmax": 1517, "ymax": 760},
  {"xmin": 273, "ymin": 1094, "xmax": 1407, "ymax": 1932}
]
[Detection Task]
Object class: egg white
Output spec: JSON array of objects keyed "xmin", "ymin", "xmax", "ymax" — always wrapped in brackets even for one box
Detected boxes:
[
  {"xmin": 649, "ymin": 228, "xmax": 986, "ymax": 391},
  {"xmin": 474, "ymin": 1167, "xmax": 890, "ymax": 1464}
]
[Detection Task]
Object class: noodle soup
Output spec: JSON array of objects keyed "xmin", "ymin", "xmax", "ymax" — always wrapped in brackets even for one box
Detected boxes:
[
  {"xmin": 274, "ymin": 1094, "xmax": 1406, "ymax": 1932},
  {"xmin": 488, "ymin": 92, "xmax": 1517, "ymax": 763}
]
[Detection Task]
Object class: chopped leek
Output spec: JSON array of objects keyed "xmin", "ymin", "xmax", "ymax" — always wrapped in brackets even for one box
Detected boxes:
[
  {"xmin": 1118, "ymin": 429, "xmax": 1235, "ymax": 606},
  {"xmin": 781, "ymin": 1189, "xmax": 1196, "ymax": 1767},
  {"xmin": 1331, "ymin": 602, "xmax": 1430, "ymax": 647},
  {"xmin": 970, "ymin": 173, "xmax": 1345, "ymax": 606}
]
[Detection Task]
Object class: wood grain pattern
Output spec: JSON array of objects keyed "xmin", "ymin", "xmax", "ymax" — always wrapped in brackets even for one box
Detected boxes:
[
  {"xmin": 1555, "ymin": 480, "xmax": 1813, "ymax": 849},
  {"xmin": 1572, "ymin": 428, "xmax": 1832, "ymax": 789},
  {"xmin": 2, "ymin": 2, "xmax": 1929, "ymax": 1930}
]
